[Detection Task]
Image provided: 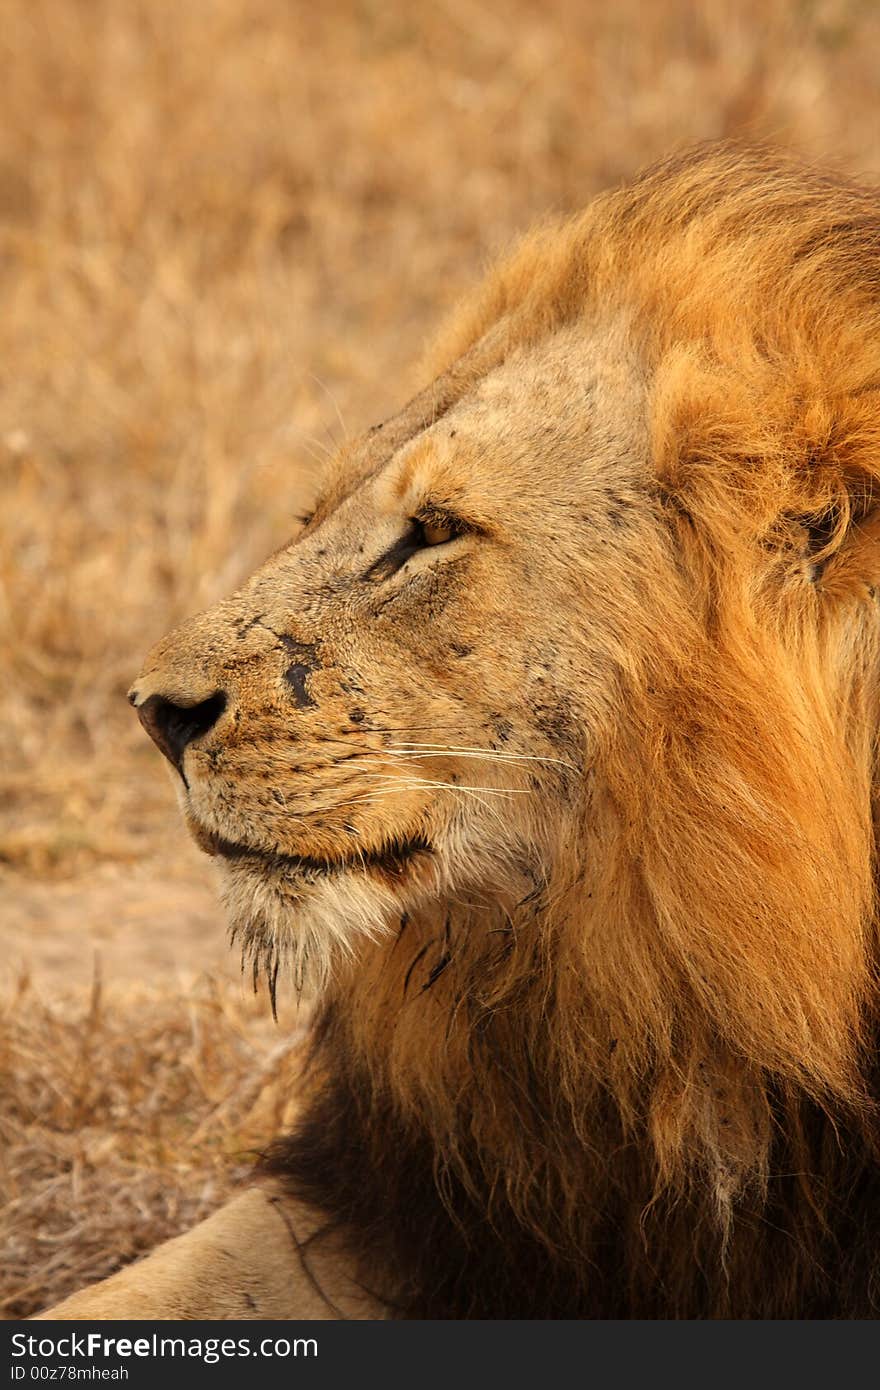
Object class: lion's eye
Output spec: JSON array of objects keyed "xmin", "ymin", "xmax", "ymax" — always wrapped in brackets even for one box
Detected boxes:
[{"xmin": 418, "ymin": 519, "xmax": 456, "ymax": 546}]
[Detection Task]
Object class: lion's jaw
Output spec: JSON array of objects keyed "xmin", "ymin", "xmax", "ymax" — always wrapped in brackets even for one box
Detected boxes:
[
  {"xmin": 129, "ymin": 322, "xmax": 639, "ymax": 997},
  {"xmin": 210, "ymin": 803, "xmax": 538, "ymax": 1001}
]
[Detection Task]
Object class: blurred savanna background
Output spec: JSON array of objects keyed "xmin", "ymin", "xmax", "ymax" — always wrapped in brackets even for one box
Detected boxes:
[{"xmin": 3, "ymin": 0, "xmax": 880, "ymax": 1317}]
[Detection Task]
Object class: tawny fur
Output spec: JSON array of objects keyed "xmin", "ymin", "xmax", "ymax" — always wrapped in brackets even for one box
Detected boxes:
[{"xmin": 49, "ymin": 144, "xmax": 880, "ymax": 1318}]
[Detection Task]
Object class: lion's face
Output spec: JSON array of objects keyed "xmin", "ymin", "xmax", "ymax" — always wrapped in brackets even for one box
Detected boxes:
[{"xmin": 130, "ymin": 323, "xmax": 649, "ymax": 989}]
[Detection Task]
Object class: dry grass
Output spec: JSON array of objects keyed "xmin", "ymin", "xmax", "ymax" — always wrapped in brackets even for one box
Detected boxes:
[
  {"xmin": 2, "ymin": 0, "xmax": 880, "ymax": 1317},
  {"xmin": 0, "ymin": 971, "xmax": 305, "ymax": 1317}
]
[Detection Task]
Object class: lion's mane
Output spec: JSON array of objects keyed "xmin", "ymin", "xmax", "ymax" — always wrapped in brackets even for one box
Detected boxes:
[{"xmin": 264, "ymin": 146, "xmax": 880, "ymax": 1317}]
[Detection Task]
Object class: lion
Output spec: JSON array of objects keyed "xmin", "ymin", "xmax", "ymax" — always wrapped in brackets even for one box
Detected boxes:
[{"xmin": 40, "ymin": 143, "xmax": 880, "ymax": 1319}]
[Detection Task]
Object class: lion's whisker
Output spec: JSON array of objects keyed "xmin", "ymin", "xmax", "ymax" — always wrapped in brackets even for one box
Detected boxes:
[
  {"xmin": 346, "ymin": 771, "xmax": 532, "ymax": 797},
  {"xmin": 381, "ymin": 744, "xmax": 578, "ymax": 773},
  {"xmin": 319, "ymin": 724, "xmax": 489, "ymax": 739}
]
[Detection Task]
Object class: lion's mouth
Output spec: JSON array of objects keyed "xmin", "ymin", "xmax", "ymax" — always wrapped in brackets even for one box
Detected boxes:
[{"xmin": 193, "ymin": 824, "xmax": 433, "ymax": 880}]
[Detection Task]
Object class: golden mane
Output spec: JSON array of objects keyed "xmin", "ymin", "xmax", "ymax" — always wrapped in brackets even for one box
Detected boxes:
[{"xmin": 264, "ymin": 146, "xmax": 880, "ymax": 1317}]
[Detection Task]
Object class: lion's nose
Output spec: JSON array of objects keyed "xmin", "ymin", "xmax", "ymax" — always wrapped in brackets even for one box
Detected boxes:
[{"xmin": 132, "ymin": 690, "xmax": 227, "ymax": 775}]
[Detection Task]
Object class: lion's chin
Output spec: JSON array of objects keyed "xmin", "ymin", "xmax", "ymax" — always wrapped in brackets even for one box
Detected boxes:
[{"xmin": 211, "ymin": 834, "xmax": 438, "ymax": 1007}]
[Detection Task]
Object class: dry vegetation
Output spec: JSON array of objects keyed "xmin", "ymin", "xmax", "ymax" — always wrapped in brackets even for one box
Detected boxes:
[
  {"xmin": 2, "ymin": 0, "xmax": 880, "ymax": 1318},
  {"xmin": 2, "ymin": 977, "xmax": 305, "ymax": 1318}
]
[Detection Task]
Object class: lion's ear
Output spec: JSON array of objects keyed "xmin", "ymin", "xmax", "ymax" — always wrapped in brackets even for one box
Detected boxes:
[
  {"xmin": 808, "ymin": 501, "xmax": 880, "ymax": 599},
  {"xmin": 791, "ymin": 387, "xmax": 880, "ymax": 596}
]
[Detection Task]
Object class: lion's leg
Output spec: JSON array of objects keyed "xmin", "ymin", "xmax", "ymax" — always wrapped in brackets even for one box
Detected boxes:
[{"xmin": 34, "ymin": 1182, "xmax": 386, "ymax": 1321}]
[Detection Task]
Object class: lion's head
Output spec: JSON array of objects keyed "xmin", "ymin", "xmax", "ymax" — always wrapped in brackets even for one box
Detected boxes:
[
  {"xmin": 131, "ymin": 145, "xmax": 880, "ymax": 1315},
  {"xmin": 130, "ymin": 308, "xmax": 650, "ymax": 986}
]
